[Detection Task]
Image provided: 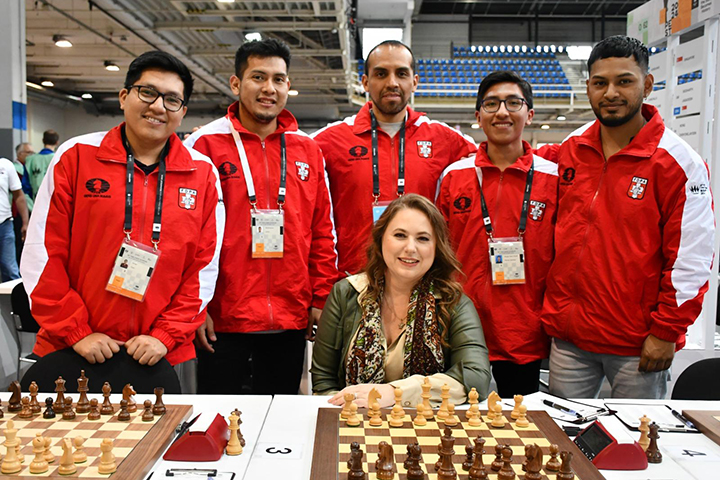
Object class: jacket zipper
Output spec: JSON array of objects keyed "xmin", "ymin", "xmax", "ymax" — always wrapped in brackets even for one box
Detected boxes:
[{"xmin": 260, "ymin": 140, "xmax": 274, "ymax": 327}]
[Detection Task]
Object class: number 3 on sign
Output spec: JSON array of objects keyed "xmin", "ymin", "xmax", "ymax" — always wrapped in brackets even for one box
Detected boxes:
[
  {"xmin": 254, "ymin": 443, "xmax": 303, "ymax": 459},
  {"xmin": 681, "ymin": 450, "xmax": 707, "ymax": 457}
]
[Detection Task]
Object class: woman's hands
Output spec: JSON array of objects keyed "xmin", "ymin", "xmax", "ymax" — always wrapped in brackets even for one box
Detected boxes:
[{"xmin": 328, "ymin": 383, "xmax": 396, "ymax": 408}]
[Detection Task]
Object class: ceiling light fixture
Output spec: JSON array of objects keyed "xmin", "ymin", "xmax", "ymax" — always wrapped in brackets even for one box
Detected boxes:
[
  {"xmin": 541, "ymin": 124, "xmax": 550, "ymax": 130},
  {"xmin": 82, "ymin": 93, "xmax": 93, "ymax": 99},
  {"xmin": 245, "ymin": 32, "xmax": 262, "ymax": 42},
  {"xmin": 104, "ymin": 61, "xmax": 120, "ymax": 72},
  {"xmin": 557, "ymin": 115, "xmax": 566, "ymax": 121},
  {"xmin": 26, "ymin": 81, "xmax": 44, "ymax": 90},
  {"xmin": 41, "ymin": 80, "xmax": 54, "ymax": 87},
  {"xmin": 288, "ymin": 89, "xmax": 299, "ymax": 96},
  {"xmin": 471, "ymin": 123, "xmax": 480, "ymax": 129},
  {"xmin": 53, "ymin": 35, "xmax": 72, "ymax": 48}
]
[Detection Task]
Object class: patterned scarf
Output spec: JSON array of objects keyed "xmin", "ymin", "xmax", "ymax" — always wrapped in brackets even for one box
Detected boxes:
[{"xmin": 345, "ymin": 277, "xmax": 445, "ymax": 385}]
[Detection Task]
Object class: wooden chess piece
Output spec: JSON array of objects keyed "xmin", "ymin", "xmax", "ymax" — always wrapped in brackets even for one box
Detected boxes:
[
  {"xmin": 515, "ymin": 404, "xmax": 529, "ymax": 428},
  {"xmin": 524, "ymin": 443, "xmax": 543, "ymax": 480},
  {"xmin": 29, "ymin": 381, "xmax": 41, "ymax": 414},
  {"xmin": 348, "ymin": 442, "xmax": 366, "ymax": 480},
  {"xmin": 226, "ymin": 413, "xmax": 243, "ymax": 455},
  {"xmin": 468, "ymin": 436, "xmax": 487, "ymax": 480},
  {"xmin": 421, "ymin": 377, "xmax": 433, "ymax": 419},
  {"xmin": 98, "ymin": 438, "xmax": 116, "ymax": 474},
  {"xmin": 437, "ymin": 426, "xmax": 457, "ymax": 480},
  {"xmin": 2, "ymin": 420, "xmax": 22, "ymax": 474},
  {"xmin": 117, "ymin": 399, "xmax": 131, "ymax": 421},
  {"xmin": 511, "ymin": 394, "xmax": 523, "ymax": 420},
  {"xmin": 122, "ymin": 384, "xmax": 137, "ymax": 413},
  {"xmin": 101, "ymin": 382, "xmax": 114, "ymax": 415},
  {"xmin": 58, "ymin": 438, "xmax": 76, "ymax": 475},
  {"xmin": 557, "ymin": 451, "xmax": 575, "ymax": 480},
  {"xmin": 462, "ymin": 441, "xmax": 474, "ymax": 471},
  {"xmin": 405, "ymin": 442, "xmax": 424, "ymax": 480},
  {"xmin": 486, "ymin": 391, "xmax": 500, "ymax": 420},
  {"xmin": 340, "ymin": 392, "xmax": 354, "ymax": 419},
  {"xmin": 42, "ymin": 398, "xmax": 55, "ymax": 419},
  {"xmin": 19, "ymin": 396, "xmax": 33, "ymax": 418},
  {"xmin": 437, "ymin": 383, "xmax": 450, "ymax": 420},
  {"xmin": 389, "ymin": 387, "xmax": 405, "ymax": 427},
  {"xmin": 153, "ymin": 387, "xmax": 166, "ymax": 415},
  {"xmin": 413, "ymin": 404, "xmax": 427, "ymax": 426},
  {"xmin": 231, "ymin": 409, "xmax": 246, "ymax": 447},
  {"xmin": 374, "ymin": 441, "xmax": 395, "ymax": 480},
  {"xmin": 497, "ymin": 446, "xmax": 515, "ymax": 480},
  {"xmin": 491, "ymin": 403, "xmax": 506, "ymax": 428},
  {"xmin": 8, "ymin": 380, "xmax": 22, "ymax": 412},
  {"xmin": 369, "ymin": 401, "xmax": 383, "ymax": 427},
  {"xmin": 43, "ymin": 436, "xmax": 54, "ymax": 464},
  {"xmin": 491, "ymin": 444, "xmax": 504, "ymax": 471},
  {"xmin": 142, "ymin": 399, "xmax": 154, "ymax": 422},
  {"xmin": 76, "ymin": 371, "xmax": 90, "ymax": 414},
  {"xmin": 88, "ymin": 398, "xmax": 101, "ymax": 421},
  {"xmin": 467, "ymin": 404, "xmax": 482, "ymax": 427},
  {"xmin": 444, "ymin": 403, "xmax": 458, "ymax": 427},
  {"xmin": 346, "ymin": 403, "xmax": 361, "ymax": 427},
  {"xmin": 15, "ymin": 441, "xmax": 24, "ymax": 464},
  {"xmin": 646, "ymin": 422, "xmax": 662, "ymax": 464},
  {"xmin": 546, "ymin": 444, "xmax": 561, "ymax": 471},
  {"xmin": 72, "ymin": 436, "xmax": 87, "ymax": 464},
  {"xmin": 468, "ymin": 387, "xmax": 479, "ymax": 408},
  {"xmin": 638, "ymin": 415, "xmax": 651, "ymax": 451},
  {"xmin": 29, "ymin": 434, "xmax": 49, "ymax": 474},
  {"xmin": 54, "ymin": 376, "xmax": 66, "ymax": 413},
  {"xmin": 0, "ymin": 397, "xmax": 3, "ymax": 418},
  {"xmin": 62, "ymin": 396, "xmax": 76, "ymax": 420}
]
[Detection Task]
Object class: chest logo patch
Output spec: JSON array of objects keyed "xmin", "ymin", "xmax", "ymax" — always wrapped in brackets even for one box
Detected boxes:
[
  {"xmin": 628, "ymin": 176, "xmax": 648, "ymax": 200},
  {"xmin": 349, "ymin": 145, "xmax": 368, "ymax": 157},
  {"xmin": 417, "ymin": 141, "xmax": 433, "ymax": 158},
  {"xmin": 179, "ymin": 187, "xmax": 197, "ymax": 210},
  {"xmin": 295, "ymin": 161, "xmax": 309, "ymax": 181},
  {"xmin": 453, "ymin": 196, "xmax": 471, "ymax": 212},
  {"xmin": 218, "ymin": 161, "xmax": 238, "ymax": 176},
  {"xmin": 84, "ymin": 178, "xmax": 111, "ymax": 198},
  {"xmin": 529, "ymin": 200, "xmax": 546, "ymax": 221}
]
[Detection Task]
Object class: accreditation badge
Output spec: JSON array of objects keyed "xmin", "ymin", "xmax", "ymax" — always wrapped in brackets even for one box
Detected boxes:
[
  {"xmin": 252, "ymin": 209, "xmax": 284, "ymax": 258},
  {"xmin": 488, "ymin": 237, "xmax": 526, "ymax": 285},
  {"xmin": 372, "ymin": 201, "xmax": 392, "ymax": 223},
  {"xmin": 106, "ymin": 238, "xmax": 160, "ymax": 302}
]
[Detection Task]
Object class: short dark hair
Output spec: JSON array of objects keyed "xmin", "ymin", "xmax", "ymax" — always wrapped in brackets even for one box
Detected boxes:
[
  {"xmin": 365, "ymin": 40, "xmax": 416, "ymax": 73},
  {"xmin": 475, "ymin": 70, "xmax": 533, "ymax": 111},
  {"xmin": 235, "ymin": 39, "xmax": 291, "ymax": 78},
  {"xmin": 587, "ymin": 35, "xmax": 649, "ymax": 74},
  {"xmin": 42, "ymin": 130, "xmax": 59, "ymax": 146},
  {"xmin": 124, "ymin": 51, "xmax": 194, "ymax": 102}
]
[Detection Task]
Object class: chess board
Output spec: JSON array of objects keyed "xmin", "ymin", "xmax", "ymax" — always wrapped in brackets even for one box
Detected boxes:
[
  {"xmin": 0, "ymin": 403, "xmax": 192, "ymax": 479},
  {"xmin": 310, "ymin": 408, "xmax": 604, "ymax": 480},
  {"xmin": 682, "ymin": 410, "xmax": 720, "ymax": 447}
]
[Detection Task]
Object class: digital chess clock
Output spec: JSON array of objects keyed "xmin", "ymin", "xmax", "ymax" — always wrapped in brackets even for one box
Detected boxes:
[{"xmin": 573, "ymin": 420, "xmax": 648, "ymax": 470}]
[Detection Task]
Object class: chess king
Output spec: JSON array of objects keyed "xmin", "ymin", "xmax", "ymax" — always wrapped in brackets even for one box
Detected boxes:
[
  {"xmin": 21, "ymin": 51, "xmax": 225, "ymax": 393},
  {"xmin": 185, "ymin": 38, "xmax": 339, "ymax": 395},
  {"xmin": 437, "ymin": 70, "xmax": 557, "ymax": 397},
  {"xmin": 537, "ymin": 35, "xmax": 715, "ymax": 399}
]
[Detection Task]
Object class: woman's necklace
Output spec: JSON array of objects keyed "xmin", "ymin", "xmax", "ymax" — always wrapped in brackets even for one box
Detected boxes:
[{"xmin": 383, "ymin": 296, "xmax": 409, "ymax": 329}]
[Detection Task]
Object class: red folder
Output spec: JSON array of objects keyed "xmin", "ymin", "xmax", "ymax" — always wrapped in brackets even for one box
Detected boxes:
[{"xmin": 163, "ymin": 413, "xmax": 230, "ymax": 462}]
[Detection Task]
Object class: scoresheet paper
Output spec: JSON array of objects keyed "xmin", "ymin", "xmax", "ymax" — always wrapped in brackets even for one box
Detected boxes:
[{"xmin": 605, "ymin": 402, "xmax": 700, "ymax": 433}]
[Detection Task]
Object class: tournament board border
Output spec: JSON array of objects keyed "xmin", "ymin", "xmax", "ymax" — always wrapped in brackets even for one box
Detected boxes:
[
  {"xmin": 682, "ymin": 410, "xmax": 720, "ymax": 447},
  {"xmin": 3, "ymin": 403, "xmax": 193, "ymax": 480},
  {"xmin": 310, "ymin": 407, "xmax": 605, "ymax": 480}
]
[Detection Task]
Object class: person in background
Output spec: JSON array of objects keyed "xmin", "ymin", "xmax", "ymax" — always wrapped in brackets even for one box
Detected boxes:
[{"xmin": 25, "ymin": 129, "xmax": 60, "ymax": 199}]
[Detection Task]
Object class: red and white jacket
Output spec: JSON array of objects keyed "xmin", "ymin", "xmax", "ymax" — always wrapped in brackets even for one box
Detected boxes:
[
  {"xmin": 184, "ymin": 103, "xmax": 339, "ymax": 333},
  {"xmin": 312, "ymin": 103, "xmax": 477, "ymax": 275},
  {"xmin": 21, "ymin": 125, "xmax": 225, "ymax": 366},
  {"xmin": 539, "ymin": 104, "xmax": 715, "ymax": 356},
  {"xmin": 437, "ymin": 142, "xmax": 557, "ymax": 363}
]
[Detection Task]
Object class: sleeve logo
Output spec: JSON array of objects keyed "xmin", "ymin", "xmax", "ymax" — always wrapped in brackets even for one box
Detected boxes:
[
  {"xmin": 179, "ymin": 187, "xmax": 198, "ymax": 210},
  {"xmin": 627, "ymin": 176, "xmax": 648, "ymax": 200}
]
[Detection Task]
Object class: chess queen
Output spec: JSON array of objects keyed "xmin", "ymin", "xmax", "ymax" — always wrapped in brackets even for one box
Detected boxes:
[{"xmin": 312, "ymin": 194, "xmax": 491, "ymax": 408}]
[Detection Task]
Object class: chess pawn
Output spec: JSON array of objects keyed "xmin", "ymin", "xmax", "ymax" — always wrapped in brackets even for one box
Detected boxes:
[
  {"xmin": 638, "ymin": 415, "xmax": 651, "ymax": 451},
  {"xmin": 43, "ymin": 436, "xmax": 55, "ymax": 464},
  {"xmin": 62, "ymin": 396, "xmax": 76, "ymax": 420},
  {"xmin": 413, "ymin": 404, "xmax": 427, "ymax": 427},
  {"xmin": 546, "ymin": 444, "xmax": 561, "ymax": 471},
  {"xmin": 346, "ymin": 403, "xmax": 361, "ymax": 427},
  {"xmin": 1, "ymin": 420, "xmax": 22, "ymax": 474},
  {"xmin": 389, "ymin": 389, "xmax": 405, "ymax": 428},
  {"xmin": 88, "ymin": 398, "xmax": 101, "ymax": 421},
  {"xmin": 515, "ymin": 404, "xmax": 529, "ymax": 428},
  {"xmin": 226, "ymin": 413, "xmax": 243, "ymax": 456},
  {"xmin": 369, "ymin": 401, "xmax": 383, "ymax": 427},
  {"xmin": 444, "ymin": 403, "xmax": 458, "ymax": 427},
  {"xmin": 142, "ymin": 399, "xmax": 154, "ymax": 422},
  {"xmin": 393, "ymin": 387, "xmax": 405, "ymax": 416},
  {"xmin": 29, "ymin": 435, "xmax": 49, "ymax": 474},
  {"xmin": 511, "ymin": 394, "xmax": 523, "ymax": 420},
  {"xmin": 462, "ymin": 442, "xmax": 474, "ymax": 471},
  {"xmin": 19, "ymin": 396, "xmax": 33, "ymax": 418},
  {"xmin": 29, "ymin": 381, "xmax": 41, "ymax": 414},
  {"xmin": 73, "ymin": 436, "xmax": 87, "ymax": 464},
  {"xmin": 58, "ymin": 438, "xmax": 76, "ymax": 475},
  {"xmin": 467, "ymin": 403, "xmax": 482, "ymax": 427},
  {"xmin": 497, "ymin": 446, "xmax": 515, "ymax": 480},
  {"xmin": 153, "ymin": 387, "xmax": 166, "ymax": 415},
  {"xmin": 98, "ymin": 438, "xmax": 116, "ymax": 474},
  {"xmin": 43, "ymin": 397, "xmax": 56, "ymax": 419},
  {"xmin": 118, "ymin": 399, "xmax": 131, "ymax": 421},
  {"xmin": 0, "ymin": 398, "xmax": 3, "ymax": 418},
  {"xmin": 491, "ymin": 403, "xmax": 506, "ymax": 428}
]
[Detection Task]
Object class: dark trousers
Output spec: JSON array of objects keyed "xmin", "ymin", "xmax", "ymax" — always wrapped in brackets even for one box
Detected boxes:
[
  {"xmin": 490, "ymin": 359, "xmax": 543, "ymax": 398},
  {"xmin": 197, "ymin": 329, "xmax": 306, "ymax": 395}
]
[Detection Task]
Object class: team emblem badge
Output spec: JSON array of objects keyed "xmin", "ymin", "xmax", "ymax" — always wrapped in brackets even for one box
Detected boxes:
[
  {"xmin": 529, "ymin": 200, "xmax": 546, "ymax": 221},
  {"xmin": 417, "ymin": 141, "xmax": 433, "ymax": 158},
  {"xmin": 179, "ymin": 187, "xmax": 197, "ymax": 210},
  {"xmin": 295, "ymin": 161, "xmax": 309, "ymax": 181},
  {"xmin": 627, "ymin": 176, "xmax": 648, "ymax": 200}
]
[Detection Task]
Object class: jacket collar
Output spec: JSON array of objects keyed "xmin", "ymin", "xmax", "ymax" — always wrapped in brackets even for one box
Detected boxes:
[
  {"xmin": 346, "ymin": 273, "xmax": 442, "ymax": 302},
  {"xmin": 575, "ymin": 104, "xmax": 665, "ymax": 159},
  {"xmin": 352, "ymin": 102, "xmax": 425, "ymax": 135},
  {"xmin": 96, "ymin": 124, "xmax": 196, "ymax": 172},
  {"xmin": 226, "ymin": 101, "xmax": 299, "ymax": 139},
  {"xmin": 475, "ymin": 140, "xmax": 535, "ymax": 172}
]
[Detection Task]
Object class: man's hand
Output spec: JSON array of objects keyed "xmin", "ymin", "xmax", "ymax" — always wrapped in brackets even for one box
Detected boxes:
[
  {"xmin": 194, "ymin": 314, "xmax": 216, "ymax": 353},
  {"xmin": 328, "ymin": 383, "xmax": 395, "ymax": 408},
  {"xmin": 639, "ymin": 334, "xmax": 675, "ymax": 372},
  {"xmin": 72, "ymin": 333, "xmax": 124, "ymax": 364},
  {"xmin": 20, "ymin": 223, "xmax": 27, "ymax": 242},
  {"xmin": 305, "ymin": 308, "xmax": 322, "ymax": 341},
  {"xmin": 125, "ymin": 335, "xmax": 168, "ymax": 366}
]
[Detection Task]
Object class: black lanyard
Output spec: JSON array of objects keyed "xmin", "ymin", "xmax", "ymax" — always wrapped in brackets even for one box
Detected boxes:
[
  {"xmin": 477, "ymin": 162, "xmax": 534, "ymax": 240},
  {"xmin": 369, "ymin": 109, "xmax": 406, "ymax": 204},
  {"xmin": 122, "ymin": 129, "xmax": 169, "ymax": 248}
]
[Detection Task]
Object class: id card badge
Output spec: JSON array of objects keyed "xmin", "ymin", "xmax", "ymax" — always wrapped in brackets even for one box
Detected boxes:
[
  {"xmin": 488, "ymin": 237, "xmax": 526, "ymax": 285},
  {"xmin": 106, "ymin": 238, "xmax": 160, "ymax": 302},
  {"xmin": 372, "ymin": 201, "xmax": 391, "ymax": 223},
  {"xmin": 252, "ymin": 209, "xmax": 284, "ymax": 258}
]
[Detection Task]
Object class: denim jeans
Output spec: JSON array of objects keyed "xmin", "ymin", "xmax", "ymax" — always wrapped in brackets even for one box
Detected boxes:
[{"xmin": 0, "ymin": 218, "xmax": 20, "ymax": 282}]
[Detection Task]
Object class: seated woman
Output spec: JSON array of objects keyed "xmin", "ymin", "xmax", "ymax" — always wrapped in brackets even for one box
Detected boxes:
[{"xmin": 311, "ymin": 194, "xmax": 491, "ymax": 408}]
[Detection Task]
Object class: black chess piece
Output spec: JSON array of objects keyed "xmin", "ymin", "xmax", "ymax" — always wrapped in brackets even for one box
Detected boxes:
[
  {"xmin": 646, "ymin": 422, "xmax": 662, "ymax": 464},
  {"xmin": 491, "ymin": 443, "xmax": 504, "ymax": 471},
  {"xmin": 497, "ymin": 446, "xmax": 515, "ymax": 480},
  {"xmin": 462, "ymin": 442, "xmax": 474, "ymax": 471},
  {"xmin": 347, "ymin": 442, "xmax": 366, "ymax": 480},
  {"xmin": 374, "ymin": 441, "xmax": 395, "ymax": 480},
  {"xmin": 468, "ymin": 436, "xmax": 487, "ymax": 480},
  {"xmin": 557, "ymin": 451, "xmax": 575, "ymax": 480},
  {"xmin": 405, "ymin": 442, "xmax": 425, "ymax": 480},
  {"xmin": 43, "ymin": 398, "xmax": 55, "ymax": 419}
]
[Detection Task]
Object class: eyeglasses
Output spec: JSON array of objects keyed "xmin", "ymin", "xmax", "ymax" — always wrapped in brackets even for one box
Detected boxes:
[
  {"xmin": 127, "ymin": 85, "xmax": 185, "ymax": 112},
  {"xmin": 480, "ymin": 97, "xmax": 528, "ymax": 113}
]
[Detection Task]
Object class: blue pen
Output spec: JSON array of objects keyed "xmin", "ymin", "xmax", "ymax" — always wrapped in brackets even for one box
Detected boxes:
[{"xmin": 543, "ymin": 399, "xmax": 582, "ymax": 418}]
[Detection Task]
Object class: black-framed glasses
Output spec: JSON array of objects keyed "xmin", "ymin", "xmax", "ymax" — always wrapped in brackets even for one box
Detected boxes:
[
  {"xmin": 127, "ymin": 85, "xmax": 185, "ymax": 112},
  {"xmin": 480, "ymin": 97, "xmax": 528, "ymax": 113}
]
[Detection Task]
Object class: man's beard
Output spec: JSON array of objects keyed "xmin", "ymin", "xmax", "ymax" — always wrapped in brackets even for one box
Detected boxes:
[
  {"xmin": 372, "ymin": 90, "xmax": 408, "ymax": 117},
  {"xmin": 592, "ymin": 96, "xmax": 643, "ymax": 127}
]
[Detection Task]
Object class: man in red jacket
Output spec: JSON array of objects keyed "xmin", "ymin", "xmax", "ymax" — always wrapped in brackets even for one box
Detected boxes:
[
  {"xmin": 438, "ymin": 71, "xmax": 556, "ymax": 397},
  {"xmin": 539, "ymin": 36, "xmax": 715, "ymax": 398},
  {"xmin": 312, "ymin": 41, "xmax": 476, "ymax": 276},
  {"xmin": 20, "ymin": 51, "xmax": 225, "ymax": 393},
  {"xmin": 185, "ymin": 39, "xmax": 339, "ymax": 395}
]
